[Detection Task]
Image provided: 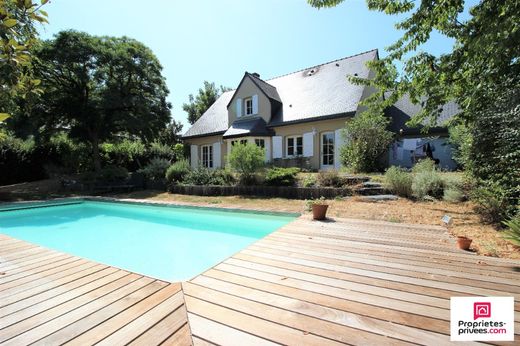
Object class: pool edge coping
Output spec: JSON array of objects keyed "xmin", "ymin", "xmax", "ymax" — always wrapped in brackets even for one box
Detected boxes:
[{"xmin": 0, "ymin": 196, "xmax": 301, "ymax": 218}]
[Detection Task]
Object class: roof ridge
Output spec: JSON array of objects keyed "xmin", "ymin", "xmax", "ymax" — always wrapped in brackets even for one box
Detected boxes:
[{"xmin": 265, "ymin": 48, "xmax": 378, "ymax": 82}]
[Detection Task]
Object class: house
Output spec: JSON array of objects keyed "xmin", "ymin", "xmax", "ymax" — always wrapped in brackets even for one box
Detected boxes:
[{"xmin": 183, "ymin": 49, "xmax": 458, "ymax": 171}]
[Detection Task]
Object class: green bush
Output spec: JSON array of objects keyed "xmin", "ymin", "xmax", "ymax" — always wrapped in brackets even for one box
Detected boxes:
[
  {"xmin": 384, "ymin": 166, "xmax": 413, "ymax": 197},
  {"xmin": 443, "ymin": 186, "xmax": 465, "ymax": 203},
  {"xmin": 340, "ymin": 112, "xmax": 393, "ymax": 172},
  {"xmin": 410, "ymin": 159, "xmax": 445, "ymax": 199},
  {"xmin": 100, "ymin": 139, "xmax": 147, "ymax": 171},
  {"xmin": 316, "ymin": 170, "xmax": 343, "ymax": 187},
  {"xmin": 182, "ymin": 167, "xmax": 233, "ymax": 186},
  {"xmin": 99, "ymin": 165, "xmax": 129, "ymax": 182},
  {"xmin": 472, "ymin": 183, "xmax": 512, "ymax": 224},
  {"xmin": 165, "ymin": 159, "xmax": 190, "ymax": 183},
  {"xmin": 0, "ymin": 136, "xmax": 45, "ymax": 185},
  {"xmin": 302, "ymin": 174, "xmax": 317, "ymax": 187},
  {"xmin": 502, "ymin": 214, "xmax": 520, "ymax": 246},
  {"xmin": 138, "ymin": 158, "xmax": 170, "ymax": 181},
  {"xmin": 412, "ymin": 170, "xmax": 445, "ymax": 200},
  {"xmin": 228, "ymin": 143, "xmax": 265, "ymax": 184},
  {"xmin": 264, "ymin": 167, "xmax": 300, "ymax": 186}
]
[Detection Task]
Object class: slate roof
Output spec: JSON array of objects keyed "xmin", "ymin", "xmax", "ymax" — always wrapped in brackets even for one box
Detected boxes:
[
  {"xmin": 223, "ymin": 117, "xmax": 274, "ymax": 139},
  {"xmin": 183, "ymin": 49, "xmax": 378, "ymax": 138},
  {"xmin": 385, "ymin": 92, "xmax": 460, "ymax": 135}
]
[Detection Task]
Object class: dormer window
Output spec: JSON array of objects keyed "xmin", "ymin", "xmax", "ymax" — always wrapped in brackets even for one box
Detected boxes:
[{"xmin": 244, "ymin": 98, "xmax": 253, "ymax": 116}]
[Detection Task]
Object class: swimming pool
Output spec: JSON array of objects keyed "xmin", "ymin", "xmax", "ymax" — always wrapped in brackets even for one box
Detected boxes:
[{"xmin": 0, "ymin": 200, "xmax": 297, "ymax": 281}]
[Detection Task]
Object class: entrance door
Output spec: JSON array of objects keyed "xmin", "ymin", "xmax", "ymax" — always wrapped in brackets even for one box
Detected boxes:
[{"xmin": 321, "ymin": 132, "xmax": 334, "ymax": 170}]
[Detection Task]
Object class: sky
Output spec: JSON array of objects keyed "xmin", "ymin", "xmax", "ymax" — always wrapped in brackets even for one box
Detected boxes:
[{"xmin": 38, "ymin": 0, "xmax": 459, "ymax": 130}]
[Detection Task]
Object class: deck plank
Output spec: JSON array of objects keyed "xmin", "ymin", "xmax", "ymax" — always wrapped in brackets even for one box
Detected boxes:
[{"xmin": 2, "ymin": 208, "xmax": 520, "ymax": 345}]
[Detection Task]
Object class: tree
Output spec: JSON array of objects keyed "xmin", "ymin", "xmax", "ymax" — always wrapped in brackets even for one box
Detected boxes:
[
  {"xmin": 309, "ymin": 0, "xmax": 520, "ymax": 221},
  {"xmin": 228, "ymin": 143, "xmax": 264, "ymax": 184},
  {"xmin": 157, "ymin": 120, "xmax": 183, "ymax": 146},
  {"xmin": 183, "ymin": 81, "xmax": 230, "ymax": 124},
  {"xmin": 340, "ymin": 112, "xmax": 393, "ymax": 172},
  {"xmin": 33, "ymin": 31, "xmax": 171, "ymax": 171},
  {"xmin": 1, "ymin": 0, "xmax": 49, "ymax": 119}
]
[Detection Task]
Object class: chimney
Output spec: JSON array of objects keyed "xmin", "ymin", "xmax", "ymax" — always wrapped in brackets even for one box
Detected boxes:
[{"xmin": 251, "ymin": 72, "xmax": 260, "ymax": 78}]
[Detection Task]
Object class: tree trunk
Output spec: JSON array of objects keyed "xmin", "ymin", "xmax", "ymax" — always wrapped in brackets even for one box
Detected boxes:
[{"xmin": 91, "ymin": 135, "xmax": 101, "ymax": 172}]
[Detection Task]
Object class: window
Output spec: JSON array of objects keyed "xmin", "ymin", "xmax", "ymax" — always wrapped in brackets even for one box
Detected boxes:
[
  {"xmin": 255, "ymin": 139, "xmax": 265, "ymax": 148},
  {"xmin": 231, "ymin": 139, "xmax": 247, "ymax": 146},
  {"xmin": 321, "ymin": 132, "xmax": 334, "ymax": 166},
  {"xmin": 244, "ymin": 98, "xmax": 253, "ymax": 115},
  {"xmin": 286, "ymin": 136, "xmax": 303, "ymax": 157},
  {"xmin": 201, "ymin": 145, "xmax": 213, "ymax": 168}
]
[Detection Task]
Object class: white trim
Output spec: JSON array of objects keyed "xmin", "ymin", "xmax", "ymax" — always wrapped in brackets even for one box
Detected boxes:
[
  {"xmin": 201, "ymin": 144, "xmax": 213, "ymax": 168},
  {"xmin": 244, "ymin": 97, "xmax": 253, "ymax": 116},
  {"xmin": 320, "ymin": 131, "xmax": 334, "ymax": 170},
  {"xmin": 285, "ymin": 135, "xmax": 303, "ymax": 157}
]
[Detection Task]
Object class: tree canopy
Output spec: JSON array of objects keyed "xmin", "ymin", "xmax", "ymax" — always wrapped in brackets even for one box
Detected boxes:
[
  {"xmin": 308, "ymin": 0, "xmax": 519, "ymax": 126},
  {"xmin": 0, "ymin": 0, "xmax": 48, "ymax": 119},
  {"xmin": 183, "ymin": 81, "xmax": 230, "ymax": 124},
  {"xmin": 33, "ymin": 30, "xmax": 171, "ymax": 170}
]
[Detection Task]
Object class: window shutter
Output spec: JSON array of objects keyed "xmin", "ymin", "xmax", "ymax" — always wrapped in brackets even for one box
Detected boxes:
[
  {"xmin": 252, "ymin": 94, "xmax": 259, "ymax": 115},
  {"xmin": 303, "ymin": 132, "xmax": 314, "ymax": 157},
  {"xmin": 264, "ymin": 138, "xmax": 271, "ymax": 162},
  {"xmin": 236, "ymin": 98, "xmax": 242, "ymax": 117},
  {"xmin": 334, "ymin": 129, "xmax": 344, "ymax": 169},
  {"xmin": 272, "ymin": 136, "xmax": 283, "ymax": 159},
  {"xmin": 190, "ymin": 145, "xmax": 198, "ymax": 169},
  {"xmin": 212, "ymin": 142, "xmax": 221, "ymax": 168}
]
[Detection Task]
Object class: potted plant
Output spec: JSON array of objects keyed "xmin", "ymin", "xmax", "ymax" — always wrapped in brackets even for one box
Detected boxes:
[
  {"xmin": 308, "ymin": 197, "xmax": 329, "ymax": 220},
  {"xmin": 456, "ymin": 236, "xmax": 472, "ymax": 250}
]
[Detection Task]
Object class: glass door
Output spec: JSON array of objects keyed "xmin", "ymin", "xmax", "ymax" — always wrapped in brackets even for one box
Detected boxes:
[{"xmin": 321, "ymin": 132, "xmax": 334, "ymax": 169}]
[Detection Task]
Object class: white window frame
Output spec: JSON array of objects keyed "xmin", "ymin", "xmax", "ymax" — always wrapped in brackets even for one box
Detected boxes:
[
  {"xmin": 321, "ymin": 131, "xmax": 335, "ymax": 169},
  {"xmin": 244, "ymin": 97, "xmax": 253, "ymax": 116},
  {"xmin": 201, "ymin": 145, "xmax": 213, "ymax": 168},
  {"xmin": 254, "ymin": 138, "xmax": 265, "ymax": 148},
  {"xmin": 286, "ymin": 136, "xmax": 303, "ymax": 157}
]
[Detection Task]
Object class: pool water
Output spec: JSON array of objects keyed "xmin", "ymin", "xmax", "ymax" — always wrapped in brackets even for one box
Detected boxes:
[{"xmin": 0, "ymin": 201, "xmax": 296, "ymax": 281}]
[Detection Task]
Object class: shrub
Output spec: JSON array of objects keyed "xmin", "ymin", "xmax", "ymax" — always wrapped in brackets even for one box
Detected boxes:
[
  {"xmin": 472, "ymin": 183, "xmax": 512, "ymax": 224},
  {"xmin": 138, "ymin": 158, "xmax": 170, "ymax": 181},
  {"xmin": 100, "ymin": 139, "xmax": 146, "ymax": 171},
  {"xmin": 228, "ymin": 143, "xmax": 265, "ymax": 184},
  {"xmin": 443, "ymin": 186, "xmax": 465, "ymax": 203},
  {"xmin": 182, "ymin": 167, "xmax": 233, "ymax": 186},
  {"xmin": 165, "ymin": 159, "xmax": 190, "ymax": 183},
  {"xmin": 0, "ymin": 136, "xmax": 44, "ymax": 185},
  {"xmin": 384, "ymin": 166, "xmax": 413, "ymax": 197},
  {"xmin": 99, "ymin": 165, "xmax": 129, "ymax": 182},
  {"xmin": 340, "ymin": 112, "xmax": 393, "ymax": 172},
  {"xmin": 264, "ymin": 167, "xmax": 300, "ymax": 186},
  {"xmin": 316, "ymin": 170, "xmax": 343, "ymax": 187},
  {"xmin": 148, "ymin": 141, "xmax": 176, "ymax": 161},
  {"xmin": 412, "ymin": 170, "xmax": 445, "ymax": 199},
  {"xmin": 502, "ymin": 214, "xmax": 520, "ymax": 246},
  {"xmin": 410, "ymin": 159, "xmax": 445, "ymax": 199},
  {"xmin": 302, "ymin": 174, "xmax": 317, "ymax": 188}
]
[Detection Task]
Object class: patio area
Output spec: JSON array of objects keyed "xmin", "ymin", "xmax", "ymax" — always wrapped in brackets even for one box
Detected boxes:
[{"xmin": 1, "ymin": 214, "xmax": 519, "ymax": 345}]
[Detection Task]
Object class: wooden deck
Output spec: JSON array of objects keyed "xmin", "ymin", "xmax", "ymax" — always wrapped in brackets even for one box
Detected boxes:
[
  {"xmin": 1, "ymin": 214, "xmax": 520, "ymax": 345},
  {"xmin": 184, "ymin": 217, "xmax": 520, "ymax": 345},
  {"xmin": 0, "ymin": 234, "xmax": 191, "ymax": 345}
]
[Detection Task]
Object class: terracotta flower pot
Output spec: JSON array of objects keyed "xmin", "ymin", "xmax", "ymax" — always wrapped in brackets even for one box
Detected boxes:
[
  {"xmin": 456, "ymin": 236, "xmax": 472, "ymax": 250},
  {"xmin": 312, "ymin": 204, "xmax": 328, "ymax": 220}
]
